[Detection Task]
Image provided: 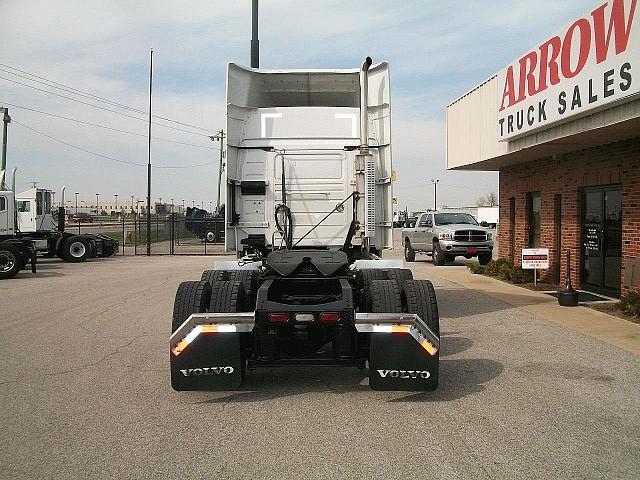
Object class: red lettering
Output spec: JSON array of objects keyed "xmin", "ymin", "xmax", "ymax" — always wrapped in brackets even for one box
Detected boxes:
[
  {"xmin": 518, "ymin": 51, "xmax": 539, "ymax": 101},
  {"xmin": 592, "ymin": 0, "xmax": 637, "ymax": 63},
  {"xmin": 561, "ymin": 18, "xmax": 591, "ymax": 78},
  {"xmin": 499, "ymin": 66, "xmax": 517, "ymax": 111},
  {"xmin": 538, "ymin": 36, "xmax": 562, "ymax": 90}
]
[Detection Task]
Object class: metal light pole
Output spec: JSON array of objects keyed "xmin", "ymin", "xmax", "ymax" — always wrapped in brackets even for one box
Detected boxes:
[
  {"xmin": 146, "ymin": 49, "xmax": 153, "ymax": 256},
  {"xmin": 95, "ymin": 193, "xmax": 100, "ymax": 213},
  {"xmin": 114, "ymin": 194, "xmax": 118, "ymax": 212},
  {"xmin": 75, "ymin": 192, "xmax": 79, "ymax": 214},
  {"xmin": 431, "ymin": 178, "xmax": 440, "ymax": 211},
  {"xmin": 170, "ymin": 198, "xmax": 174, "ymax": 214},
  {"xmin": 251, "ymin": 0, "xmax": 259, "ymax": 68},
  {"xmin": 1, "ymin": 107, "xmax": 11, "ymax": 177}
]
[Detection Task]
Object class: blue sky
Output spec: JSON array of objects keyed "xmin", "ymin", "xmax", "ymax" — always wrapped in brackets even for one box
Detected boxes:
[{"xmin": 0, "ymin": 0, "xmax": 596, "ymax": 210}]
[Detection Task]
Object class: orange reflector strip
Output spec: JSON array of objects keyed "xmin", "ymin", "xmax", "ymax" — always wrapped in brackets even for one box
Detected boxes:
[
  {"xmin": 420, "ymin": 338, "xmax": 438, "ymax": 356},
  {"xmin": 390, "ymin": 325, "xmax": 411, "ymax": 334},
  {"xmin": 200, "ymin": 325, "xmax": 220, "ymax": 334},
  {"xmin": 171, "ymin": 338, "xmax": 190, "ymax": 356}
]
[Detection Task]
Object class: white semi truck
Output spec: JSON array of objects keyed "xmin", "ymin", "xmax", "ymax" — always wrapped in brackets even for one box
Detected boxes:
[
  {"xmin": 0, "ymin": 168, "xmax": 118, "ymax": 279},
  {"xmin": 170, "ymin": 58, "xmax": 441, "ymax": 391}
]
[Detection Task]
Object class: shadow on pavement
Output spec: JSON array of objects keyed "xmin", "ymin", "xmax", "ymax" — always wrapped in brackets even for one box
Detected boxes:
[
  {"xmin": 436, "ymin": 288, "xmax": 550, "ymax": 319},
  {"xmin": 390, "ymin": 358, "xmax": 504, "ymax": 402},
  {"xmin": 441, "ymin": 335, "xmax": 474, "ymax": 357}
]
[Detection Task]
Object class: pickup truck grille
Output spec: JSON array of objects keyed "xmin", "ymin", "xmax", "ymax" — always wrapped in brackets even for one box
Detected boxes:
[{"xmin": 454, "ymin": 230, "xmax": 487, "ymax": 242}]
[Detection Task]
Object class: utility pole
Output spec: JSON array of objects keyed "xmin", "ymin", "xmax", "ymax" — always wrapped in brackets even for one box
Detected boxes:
[
  {"xmin": 1, "ymin": 107, "xmax": 10, "ymax": 180},
  {"xmin": 210, "ymin": 130, "xmax": 226, "ymax": 211},
  {"xmin": 251, "ymin": 0, "xmax": 259, "ymax": 68},
  {"xmin": 146, "ymin": 49, "xmax": 153, "ymax": 256},
  {"xmin": 431, "ymin": 178, "xmax": 440, "ymax": 211}
]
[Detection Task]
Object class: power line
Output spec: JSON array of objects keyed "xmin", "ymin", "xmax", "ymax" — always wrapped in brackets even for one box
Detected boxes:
[
  {"xmin": 0, "ymin": 75, "xmax": 213, "ymax": 137},
  {"xmin": 12, "ymin": 120, "xmax": 216, "ymax": 169},
  {"xmin": 0, "ymin": 63, "xmax": 214, "ymax": 132},
  {"xmin": 1, "ymin": 101, "xmax": 219, "ymax": 150}
]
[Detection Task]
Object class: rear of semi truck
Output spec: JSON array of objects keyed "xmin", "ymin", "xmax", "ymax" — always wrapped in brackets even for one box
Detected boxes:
[{"xmin": 170, "ymin": 58, "xmax": 441, "ymax": 391}]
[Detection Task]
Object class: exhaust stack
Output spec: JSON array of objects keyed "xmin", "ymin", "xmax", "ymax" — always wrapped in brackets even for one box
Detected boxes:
[
  {"xmin": 58, "ymin": 186, "xmax": 66, "ymax": 232},
  {"xmin": 359, "ymin": 56, "xmax": 372, "ymax": 150}
]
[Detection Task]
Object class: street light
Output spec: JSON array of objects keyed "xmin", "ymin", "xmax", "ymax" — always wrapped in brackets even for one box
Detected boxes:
[
  {"xmin": 114, "ymin": 194, "xmax": 118, "ymax": 211},
  {"xmin": 170, "ymin": 198, "xmax": 174, "ymax": 214},
  {"xmin": 74, "ymin": 192, "xmax": 79, "ymax": 214},
  {"xmin": 95, "ymin": 193, "xmax": 100, "ymax": 214},
  {"xmin": 131, "ymin": 195, "xmax": 134, "ymax": 215},
  {"xmin": 430, "ymin": 178, "xmax": 440, "ymax": 211}
]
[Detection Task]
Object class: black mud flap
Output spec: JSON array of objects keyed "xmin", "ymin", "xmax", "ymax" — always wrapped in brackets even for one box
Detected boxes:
[
  {"xmin": 355, "ymin": 313, "xmax": 440, "ymax": 391},
  {"xmin": 170, "ymin": 333, "xmax": 243, "ymax": 391},
  {"xmin": 368, "ymin": 333, "xmax": 438, "ymax": 391},
  {"xmin": 170, "ymin": 313, "xmax": 254, "ymax": 391}
]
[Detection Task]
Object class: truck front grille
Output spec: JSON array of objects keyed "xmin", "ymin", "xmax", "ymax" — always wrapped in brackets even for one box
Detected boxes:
[{"xmin": 454, "ymin": 230, "xmax": 487, "ymax": 242}]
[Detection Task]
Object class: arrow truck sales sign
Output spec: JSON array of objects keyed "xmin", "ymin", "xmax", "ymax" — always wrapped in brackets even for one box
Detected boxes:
[
  {"xmin": 497, "ymin": 0, "xmax": 639, "ymax": 141},
  {"xmin": 522, "ymin": 249, "xmax": 550, "ymax": 269}
]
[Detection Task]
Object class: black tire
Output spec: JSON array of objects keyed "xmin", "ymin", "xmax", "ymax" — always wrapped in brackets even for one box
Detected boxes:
[
  {"xmin": 201, "ymin": 269, "xmax": 228, "ymax": 285},
  {"xmin": 227, "ymin": 270, "xmax": 258, "ymax": 310},
  {"xmin": 102, "ymin": 244, "xmax": 115, "ymax": 257},
  {"xmin": 445, "ymin": 254, "xmax": 456, "ymax": 263},
  {"xmin": 404, "ymin": 240, "xmax": 416, "ymax": 262},
  {"xmin": 357, "ymin": 269, "xmax": 388, "ymax": 309},
  {"xmin": 402, "ymin": 279, "xmax": 440, "ymax": 336},
  {"xmin": 384, "ymin": 268, "xmax": 413, "ymax": 289},
  {"xmin": 478, "ymin": 254, "xmax": 492, "ymax": 266},
  {"xmin": 62, "ymin": 236, "xmax": 89, "ymax": 263},
  {"xmin": 432, "ymin": 241, "xmax": 446, "ymax": 266},
  {"xmin": 0, "ymin": 244, "xmax": 22, "ymax": 280},
  {"xmin": 209, "ymin": 280, "xmax": 246, "ymax": 313},
  {"xmin": 171, "ymin": 280, "xmax": 212, "ymax": 333},
  {"xmin": 368, "ymin": 280, "xmax": 402, "ymax": 313}
]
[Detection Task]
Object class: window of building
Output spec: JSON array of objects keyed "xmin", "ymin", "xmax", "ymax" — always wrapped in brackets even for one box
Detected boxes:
[
  {"xmin": 528, "ymin": 192, "xmax": 541, "ymax": 248},
  {"xmin": 17, "ymin": 201, "xmax": 31, "ymax": 213},
  {"xmin": 0, "ymin": 196, "xmax": 6, "ymax": 211}
]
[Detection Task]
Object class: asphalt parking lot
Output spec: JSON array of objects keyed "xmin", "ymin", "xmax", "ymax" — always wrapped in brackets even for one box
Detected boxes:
[{"xmin": 1, "ymin": 252, "xmax": 639, "ymax": 479}]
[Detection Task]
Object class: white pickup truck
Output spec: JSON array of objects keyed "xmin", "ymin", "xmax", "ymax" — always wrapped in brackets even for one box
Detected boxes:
[{"xmin": 403, "ymin": 211, "xmax": 494, "ymax": 266}]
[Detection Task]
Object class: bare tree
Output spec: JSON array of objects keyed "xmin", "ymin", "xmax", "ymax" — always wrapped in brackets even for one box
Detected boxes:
[{"xmin": 476, "ymin": 192, "xmax": 498, "ymax": 207}]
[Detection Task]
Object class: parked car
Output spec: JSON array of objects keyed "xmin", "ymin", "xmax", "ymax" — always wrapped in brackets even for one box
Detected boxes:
[
  {"xmin": 403, "ymin": 211, "xmax": 494, "ymax": 265},
  {"xmin": 404, "ymin": 211, "xmax": 425, "ymax": 228},
  {"xmin": 70, "ymin": 213, "xmax": 94, "ymax": 223}
]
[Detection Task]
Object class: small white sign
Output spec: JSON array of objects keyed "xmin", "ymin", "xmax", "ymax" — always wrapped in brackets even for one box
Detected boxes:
[{"xmin": 522, "ymin": 248, "xmax": 549, "ymax": 269}]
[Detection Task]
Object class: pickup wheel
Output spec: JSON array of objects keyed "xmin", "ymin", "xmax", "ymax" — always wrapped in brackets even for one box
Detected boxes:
[
  {"xmin": 404, "ymin": 240, "xmax": 416, "ymax": 262},
  {"xmin": 0, "ymin": 244, "xmax": 21, "ymax": 280},
  {"xmin": 368, "ymin": 280, "xmax": 402, "ymax": 313},
  {"xmin": 478, "ymin": 254, "xmax": 492, "ymax": 266},
  {"xmin": 172, "ymin": 280, "xmax": 212, "ymax": 333},
  {"xmin": 432, "ymin": 242, "xmax": 446, "ymax": 266}
]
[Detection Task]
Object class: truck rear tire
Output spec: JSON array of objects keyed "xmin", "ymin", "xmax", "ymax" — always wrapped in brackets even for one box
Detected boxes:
[
  {"xmin": 384, "ymin": 268, "xmax": 413, "ymax": 289},
  {"xmin": 402, "ymin": 279, "xmax": 440, "ymax": 336},
  {"xmin": 404, "ymin": 240, "xmax": 416, "ymax": 262},
  {"xmin": 209, "ymin": 280, "xmax": 247, "ymax": 312},
  {"xmin": 172, "ymin": 280, "xmax": 212, "ymax": 333},
  {"xmin": 227, "ymin": 270, "xmax": 258, "ymax": 310},
  {"xmin": 62, "ymin": 236, "xmax": 89, "ymax": 263},
  {"xmin": 0, "ymin": 244, "xmax": 22, "ymax": 280},
  {"xmin": 368, "ymin": 280, "xmax": 402, "ymax": 313},
  {"xmin": 201, "ymin": 269, "xmax": 228, "ymax": 285}
]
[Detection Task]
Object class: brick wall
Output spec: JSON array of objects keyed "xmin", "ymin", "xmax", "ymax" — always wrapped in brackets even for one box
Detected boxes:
[{"xmin": 498, "ymin": 137, "xmax": 640, "ymax": 295}]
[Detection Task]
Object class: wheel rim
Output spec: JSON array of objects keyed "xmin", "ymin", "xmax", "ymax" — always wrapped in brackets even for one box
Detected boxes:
[
  {"xmin": 0, "ymin": 252, "xmax": 16, "ymax": 272},
  {"xmin": 206, "ymin": 231, "xmax": 215, "ymax": 242},
  {"xmin": 69, "ymin": 241, "xmax": 86, "ymax": 258},
  {"xmin": 433, "ymin": 246, "xmax": 439, "ymax": 262},
  {"xmin": 405, "ymin": 244, "xmax": 409, "ymax": 257}
]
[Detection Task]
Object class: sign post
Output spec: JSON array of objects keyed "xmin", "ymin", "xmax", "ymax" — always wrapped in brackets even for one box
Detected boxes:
[{"xmin": 522, "ymin": 248, "xmax": 550, "ymax": 287}]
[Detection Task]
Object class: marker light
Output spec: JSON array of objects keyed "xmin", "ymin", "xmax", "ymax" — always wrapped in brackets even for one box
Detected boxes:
[
  {"xmin": 268, "ymin": 313, "xmax": 289, "ymax": 323},
  {"xmin": 171, "ymin": 324, "xmax": 237, "ymax": 356},
  {"xmin": 295, "ymin": 313, "xmax": 315, "ymax": 322},
  {"xmin": 319, "ymin": 313, "xmax": 340, "ymax": 322}
]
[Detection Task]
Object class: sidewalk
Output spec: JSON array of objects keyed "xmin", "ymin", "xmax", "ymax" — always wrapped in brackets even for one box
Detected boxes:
[{"xmin": 398, "ymin": 255, "xmax": 640, "ymax": 357}]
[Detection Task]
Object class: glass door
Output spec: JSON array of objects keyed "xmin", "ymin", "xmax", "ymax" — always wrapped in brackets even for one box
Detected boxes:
[{"xmin": 582, "ymin": 186, "xmax": 622, "ymax": 296}]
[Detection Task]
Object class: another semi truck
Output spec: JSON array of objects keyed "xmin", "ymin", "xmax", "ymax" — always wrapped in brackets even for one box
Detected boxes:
[
  {"xmin": 170, "ymin": 58, "xmax": 440, "ymax": 391},
  {"xmin": 0, "ymin": 168, "xmax": 118, "ymax": 279}
]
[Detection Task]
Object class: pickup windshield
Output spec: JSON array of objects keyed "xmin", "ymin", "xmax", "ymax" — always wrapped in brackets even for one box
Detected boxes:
[{"xmin": 434, "ymin": 213, "xmax": 478, "ymax": 226}]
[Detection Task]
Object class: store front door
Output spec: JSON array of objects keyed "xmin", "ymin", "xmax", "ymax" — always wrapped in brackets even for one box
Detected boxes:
[{"xmin": 581, "ymin": 186, "xmax": 622, "ymax": 296}]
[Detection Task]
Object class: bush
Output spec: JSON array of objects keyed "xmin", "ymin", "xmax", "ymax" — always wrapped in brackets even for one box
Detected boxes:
[
  {"xmin": 497, "ymin": 263, "xmax": 512, "ymax": 281},
  {"xmin": 484, "ymin": 258, "xmax": 510, "ymax": 276},
  {"xmin": 508, "ymin": 266, "xmax": 532, "ymax": 284},
  {"xmin": 467, "ymin": 263, "xmax": 485, "ymax": 274},
  {"xmin": 620, "ymin": 291, "xmax": 640, "ymax": 317}
]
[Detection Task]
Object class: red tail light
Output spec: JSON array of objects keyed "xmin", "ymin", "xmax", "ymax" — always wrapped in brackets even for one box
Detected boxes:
[
  {"xmin": 268, "ymin": 313, "xmax": 289, "ymax": 323},
  {"xmin": 320, "ymin": 313, "xmax": 340, "ymax": 322}
]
